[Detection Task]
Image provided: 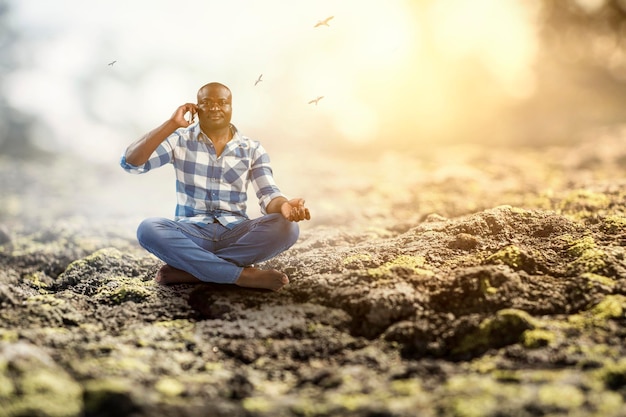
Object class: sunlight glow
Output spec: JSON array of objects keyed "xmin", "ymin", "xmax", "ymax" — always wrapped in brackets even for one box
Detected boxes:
[
  {"xmin": 5, "ymin": 0, "xmax": 540, "ymax": 160},
  {"xmin": 429, "ymin": 0, "xmax": 539, "ymax": 98}
]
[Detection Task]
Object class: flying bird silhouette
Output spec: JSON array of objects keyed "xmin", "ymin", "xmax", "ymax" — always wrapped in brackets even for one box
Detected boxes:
[
  {"xmin": 308, "ymin": 96, "xmax": 324, "ymax": 105},
  {"xmin": 107, "ymin": 60, "xmax": 117, "ymax": 66},
  {"xmin": 254, "ymin": 74, "xmax": 263, "ymax": 86},
  {"xmin": 314, "ymin": 16, "xmax": 334, "ymax": 28}
]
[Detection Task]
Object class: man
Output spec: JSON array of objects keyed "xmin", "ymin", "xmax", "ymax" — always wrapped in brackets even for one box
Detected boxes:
[{"xmin": 120, "ymin": 82, "xmax": 310, "ymax": 291}]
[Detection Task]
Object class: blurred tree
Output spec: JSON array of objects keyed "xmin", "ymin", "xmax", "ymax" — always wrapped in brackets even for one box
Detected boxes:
[
  {"xmin": 540, "ymin": 0, "xmax": 626, "ymax": 76},
  {"xmin": 0, "ymin": 0, "xmax": 39, "ymax": 159},
  {"xmin": 512, "ymin": 0, "xmax": 626, "ymax": 144}
]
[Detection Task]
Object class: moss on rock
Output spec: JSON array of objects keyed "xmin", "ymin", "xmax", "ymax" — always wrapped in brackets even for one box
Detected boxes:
[
  {"xmin": 485, "ymin": 245, "xmax": 524, "ymax": 270},
  {"xmin": 82, "ymin": 377, "xmax": 138, "ymax": 417},
  {"xmin": 94, "ymin": 275, "xmax": 154, "ymax": 305},
  {"xmin": 155, "ymin": 377, "xmax": 186, "ymax": 398},
  {"xmin": 367, "ymin": 254, "xmax": 434, "ymax": 278},
  {"xmin": 602, "ymin": 215, "xmax": 626, "ymax": 234},
  {"xmin": 0, "ymin": 342, "xmax": 82, "ymax": 417},
  {"xmin": 598, "ymin": 358, "xmax": 626, "ymax": 390},
  {"xmin": 563, "ymin": 235, "xmax": 608, "ymax": 274},
  {"xmin": 559, "ymin": 189, "xmax": 612, "ymax": 219},
  {"xmin": 453, "ymin": 309, "xmax": 537, "ymax": 357},
  {"xmin": 521, "ymin": 328, "xmax": 556, "ymax": 349},
  {"xmin": 568, "ymin": 295, "xmax": 626, "ymax": 329}
]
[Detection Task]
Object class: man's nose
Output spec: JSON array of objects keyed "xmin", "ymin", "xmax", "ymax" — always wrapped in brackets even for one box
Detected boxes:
[{"xmin": 209, "ymin": 103, "xmax": 220, "ymax": 110}]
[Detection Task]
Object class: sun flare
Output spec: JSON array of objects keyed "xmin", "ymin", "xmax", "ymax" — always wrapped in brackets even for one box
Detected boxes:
[{"xmin": 7, "ymin": 0, "xmax": 540, "ymax": 160}]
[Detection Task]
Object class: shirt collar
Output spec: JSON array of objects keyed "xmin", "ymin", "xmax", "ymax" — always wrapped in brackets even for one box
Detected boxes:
[{"xmin": 194, "ymin": 123, "xmax": 240, "ymax": 143}]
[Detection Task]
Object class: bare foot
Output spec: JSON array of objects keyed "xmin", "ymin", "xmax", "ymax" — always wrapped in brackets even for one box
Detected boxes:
[
  {"xmin": 155, "ymin": 265, "xmax": 202, "ymax": 285},
  {"xmin": 235, "ymin": 267, "xmax": 289, "ymax": 291}
]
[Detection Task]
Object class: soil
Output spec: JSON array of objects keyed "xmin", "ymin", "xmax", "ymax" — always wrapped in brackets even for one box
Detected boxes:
[{"xmin": 1, "ymin": 128, "xmax": 626, "ymax": 417}]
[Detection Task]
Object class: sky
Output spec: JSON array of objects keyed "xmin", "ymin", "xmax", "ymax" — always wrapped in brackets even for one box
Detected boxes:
[{"xmin": 4, "ymin": 0, "xmax": 541, "ymax": 163}]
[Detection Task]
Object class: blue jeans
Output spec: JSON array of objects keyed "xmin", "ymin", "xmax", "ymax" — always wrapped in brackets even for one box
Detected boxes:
[{"xmin": 136, "ymin": 213, "xmax": 299, "ymax": 284}]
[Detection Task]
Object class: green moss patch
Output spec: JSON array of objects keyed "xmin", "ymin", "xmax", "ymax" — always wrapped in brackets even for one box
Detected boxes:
[
  {"xmin": 453, "ymin": 309, "xmax": 537, "ymax": 357},
  {"xmin": 367, "ymin": 255, "xmax": 434, "ymax": 278},
  {"xmin": 94, "ymin": 275, "xmax": 154, "ymax": 305},
  {"xmin": 0, "ymin": 343, "xmax": 82, "ymax": 417}
]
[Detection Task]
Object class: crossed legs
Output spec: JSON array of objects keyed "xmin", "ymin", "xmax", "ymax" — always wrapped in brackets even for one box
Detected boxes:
[{"xmin": 136, "ymin": 214, "xmax": 299, "ymax": 291}]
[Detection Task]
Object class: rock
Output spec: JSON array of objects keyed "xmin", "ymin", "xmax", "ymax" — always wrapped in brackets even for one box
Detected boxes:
[
  {"xmin": 0, "ymin": 342, "xmax": 82, "ymax": 417},
  {"xmin": 2, "ymin": 137, "xmax": 626, "ymax": 416}
]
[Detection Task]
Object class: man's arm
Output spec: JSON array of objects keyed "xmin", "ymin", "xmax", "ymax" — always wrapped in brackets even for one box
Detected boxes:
[
  {"xmin": 248, "ymin": 143, "xmax": 310, "ymax": 222},
  {"xmin": 267, "ymin": 197, "xmax": 311, "ymax": 222},
  {"xmin": 125, "ymin": 103, "xmax": 196, "ymax": 166}
]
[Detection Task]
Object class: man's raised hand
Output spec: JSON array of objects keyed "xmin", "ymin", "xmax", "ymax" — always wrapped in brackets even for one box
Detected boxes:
[
  {"xmin": 172, "ymin": 103, "xmax": 198, "ymax": 127},
  {"xmin": 281, "ymin": 198, "xmax": 311, "ymax": 222}
]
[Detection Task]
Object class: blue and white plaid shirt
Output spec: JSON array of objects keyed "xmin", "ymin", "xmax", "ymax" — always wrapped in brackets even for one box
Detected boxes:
[{"xmin": 120, "ymin": 123, "xmax": 284, "ymax": 229}]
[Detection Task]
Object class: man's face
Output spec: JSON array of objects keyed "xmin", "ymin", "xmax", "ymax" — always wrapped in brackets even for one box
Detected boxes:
[{"xmin": 197, "ymin": 85, "xmax": 232, "ymax": 131}]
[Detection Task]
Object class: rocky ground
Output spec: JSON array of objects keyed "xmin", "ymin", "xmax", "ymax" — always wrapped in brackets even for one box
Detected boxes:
[{"xmin": 1, "ymin": 128, "xmax": 625, "ymax": 417}]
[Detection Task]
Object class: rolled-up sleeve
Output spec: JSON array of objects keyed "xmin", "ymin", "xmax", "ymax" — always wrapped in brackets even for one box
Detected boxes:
[
  {"xmin": 119, "ymin": 137, "xmax": 175, "ymax": 174},
  {"xmin": 250, "ymin": 145, "xmax": 284, "ymax": 213}
]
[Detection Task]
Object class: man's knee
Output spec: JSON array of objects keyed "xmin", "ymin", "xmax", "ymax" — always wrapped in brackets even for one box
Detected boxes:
[
  {"xmin": 136, "ymin": 217, "xmax": 168, "ymax": 247},
  {"xmin": 285, "ymin": 220, "xmax": 299, "ymax": 247},
  {"xmin": 270, "ymin": 214, "xmax": 300, "ymax": 247}
]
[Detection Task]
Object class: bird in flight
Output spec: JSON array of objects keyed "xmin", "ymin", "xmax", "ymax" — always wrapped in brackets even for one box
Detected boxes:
[
  {"xmin": 254, "ymin": 74, "xmax": 263, "ymax": 86},
  {"xmin": 314, "ymin": 16, "xmax": 334, "ymax": 28},
  {"xmin": 107, "ymin": 60, "xmax": 117, "ymax": 66},
  {"xmin": 308, "ymin": 96, "xmax": 324, "ymax": 105}
]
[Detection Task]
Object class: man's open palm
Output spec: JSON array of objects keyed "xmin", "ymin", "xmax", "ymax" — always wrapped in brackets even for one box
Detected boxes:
[{"xmin": 281, "ymin": 198, "xmax": 311, "ymax": 222}]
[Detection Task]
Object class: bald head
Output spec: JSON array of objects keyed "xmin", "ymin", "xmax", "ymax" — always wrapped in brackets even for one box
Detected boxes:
[{"xmin": 197, "ymin": 82, "xmax": 231, "ymax": 100}]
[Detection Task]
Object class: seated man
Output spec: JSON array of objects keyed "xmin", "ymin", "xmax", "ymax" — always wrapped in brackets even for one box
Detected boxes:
[{"xmin": 120, "ymin": 82, "xmax": 310, "ymax": 291}]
